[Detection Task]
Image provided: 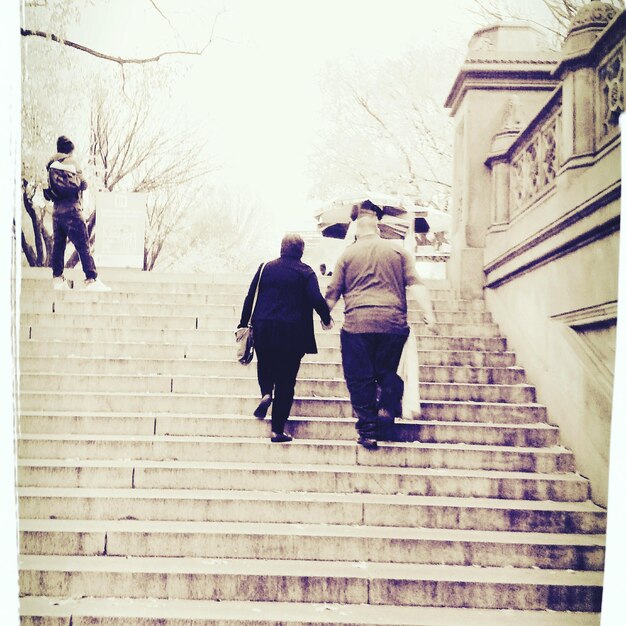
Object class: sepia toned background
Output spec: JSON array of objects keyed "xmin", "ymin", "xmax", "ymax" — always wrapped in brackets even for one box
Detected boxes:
[{"xmin": 4, "ymin": 1, "xmax": 625, "ymax": 624}]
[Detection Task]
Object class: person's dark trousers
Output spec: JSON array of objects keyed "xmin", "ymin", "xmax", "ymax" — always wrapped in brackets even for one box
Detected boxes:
[
  {"xmin": 52, "ymin": 210, "xmax": 98, "ymax": 280},
  {"xmin": 340, "ymin": 329, "xmax": 408, "ymax": 439},
  {"xmin": 255, "ymin": 343, "xmax": 304, "ymax": 435}
]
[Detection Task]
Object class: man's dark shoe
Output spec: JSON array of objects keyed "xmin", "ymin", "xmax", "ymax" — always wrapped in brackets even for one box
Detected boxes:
[
  {"xmin": 271, "ymin": 433, "xmax": 293, "ymax": 443},
  {"xmin": 253, "ymin": 394, "xmax": 272, "ymax": 419},
  {"xmin": 357, "ymin": 437, "xmax": 378, "ymax": 450},
  {"xmin": 376, "ymin": 407, "xmax": 395, "ymax": 441}
]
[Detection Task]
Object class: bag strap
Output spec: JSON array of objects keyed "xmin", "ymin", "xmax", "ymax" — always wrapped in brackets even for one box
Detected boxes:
[{"xmin": 248, "ymin": 262, "xmax": 266, "ymax": 326}]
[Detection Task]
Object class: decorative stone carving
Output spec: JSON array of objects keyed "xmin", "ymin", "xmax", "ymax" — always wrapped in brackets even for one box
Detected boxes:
[
  {"xmin": 567, "ymin": 1, "xmax": 619, "ymax": 34},
  {"xmin": 501, "ymin": 97, "xmax": 523, "ymax": 131},
  {"xmin": 542, "ymin": 117, "xmax": 558, "ymax": 186},
  {"xmin": 599, "ymin": 46, "xmax": 624, "ymax": 137},
  {"xmin": 561, "ymin": 1, "xmax": 621, "ymax": 58},
  {"xmin": 510, "ymin": 110, "xmax": 560, "ymax": 216}
]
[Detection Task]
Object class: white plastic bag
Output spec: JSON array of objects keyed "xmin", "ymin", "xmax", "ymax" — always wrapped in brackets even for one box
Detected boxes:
[{"xmin": 397, "ymin": 327, "xmax": 421, "ymax": 418}]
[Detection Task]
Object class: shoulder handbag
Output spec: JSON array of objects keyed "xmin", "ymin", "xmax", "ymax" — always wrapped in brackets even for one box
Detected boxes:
[{"xmin": 235, "ymin": 263, "xmax": 266, "ymax": 365}]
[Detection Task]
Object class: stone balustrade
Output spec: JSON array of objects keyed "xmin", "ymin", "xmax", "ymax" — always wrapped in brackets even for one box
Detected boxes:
[{"xmin": 445, "ymin": 2, "xmax": 623, "ymax": 507}]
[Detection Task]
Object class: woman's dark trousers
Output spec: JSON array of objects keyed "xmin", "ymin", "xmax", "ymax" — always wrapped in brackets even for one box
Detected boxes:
[
  {"xmin": 340, "ymin": 329, "xmax": 408, "ymax": 439},
  {"xmin": 52, "ymin": 210, "xmax": 97, "ymax": 280},
  {"xmin": 255, "ymin": 342, "xmax": 304, "ymax": 435}
]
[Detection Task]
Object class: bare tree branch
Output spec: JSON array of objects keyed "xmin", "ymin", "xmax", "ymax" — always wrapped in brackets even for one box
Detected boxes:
[
  {"xmin": 21, "ymin": 27, "xmax": 217, "ymax": 65},
  {"xmin": 147, "ymin": 0, "xmax": 178, "ymax": 33},
  {"xmin": 353, "ymin": 91, "xmax": 418, "ymax": 189},
  {"xmin": 21, "ymin": 231, "xmax": 38, "ymax": 267}
]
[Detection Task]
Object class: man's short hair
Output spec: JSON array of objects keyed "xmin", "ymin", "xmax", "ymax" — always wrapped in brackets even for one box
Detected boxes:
[
  {"xmin": 280, "ymin": 233, "xmax": 305, "ymax": 259},
  {"xmin": 56, "ymin": 135, "xmax": 75, "ymax": 154},
  {"xmin": 358, "ymin": 199, "xmax": 383, "ymax": 220}
]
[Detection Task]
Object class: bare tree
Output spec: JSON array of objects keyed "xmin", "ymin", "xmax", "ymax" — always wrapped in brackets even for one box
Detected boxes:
[
  {"xmin": 20, "ymin": 0, "xmax": 223, "ymax": 272},
  {"xmin": 158, "ymin": 186, "xmax": 276, "ymax": 274},
  {"xmin": 21, "ymin": 0, "xmax": 225, "ymax": 67},
  {"xmin": 20, "ymin": 179, "xmax": 53, "ymax": 267},
  {"xmin": 83, "ymin": 93, "xmax": 217, "ymax": 271},
  {"xmin": 469, "ymin": 0, "xmax": 624, "ymax": 45},
  {"xmin": 311, "ymin": 49, "xmax": 455, "ymax": 210}
]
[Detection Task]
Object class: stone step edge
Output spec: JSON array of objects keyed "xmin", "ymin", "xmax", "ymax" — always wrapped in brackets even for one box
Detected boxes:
[
  {"xmin": 19, "ymin": 341, "xmax": 517, "ymax": 357},
  {"xmin": 16, "ymin": 457, "xmax": 589, "ymax": 482},
  {"xmin": 19, "ymin": 391, "xmax": 547, "ymax": 409},
  {"xmin": 19, "ymin": 410, "xmax": 557, "ymax": 430},
  {"xmin": 18, "ymin": 518, "xmax": 606, "ymax": 546},
  {"xmin": 18, "ymin": 596, "xmax": 602, "ymax": 625},
  {"xmin": 18, "ymin": 554, "xmax": 604, "ymax": 585},
  {"xmin": 19, "ymin": 372, "xmax": 535, "ymax": 391},
  {"xmin": 16, "ymin": 486, "xmax": 604, "ymax": 513},
  {"xmin": 17, "ymin": 433, "xmax": 569, "ymax": 455},
  {"xmin": 19, "ymin": 356, "xmax": 523, "ymax": 370},
  {"xmin": 20, "ymin": 304, "xmax": 482, "ymax": 314}
]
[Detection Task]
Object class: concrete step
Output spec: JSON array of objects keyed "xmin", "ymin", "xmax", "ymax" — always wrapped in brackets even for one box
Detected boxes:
[
  {"xmin": 18, "ymin": 555, "xmax": 604, "ymax": 610},
  {"xmin": 19, "ymin": 391, "xmax": 548, "ymax": 422},
  {"xmin": 19, "ymin": 356, "xmax": 528, "ymax": 384},
  {"xmin": 19, "ymin": 273, "xmax": 455, "ymax": 296},
  {"xmin": 18, "ymin": 596, "xmax": 602, "ymax": 626},
  {"xmin": 17, "ymin": 434, "xmax": 575, "ymax": 473},
  {"xmin": 18, "ymin": 487, "xmax": 606, "ymax": 533},
  {"xmin": 20, "ymin": 287, "xmax": 483, "ymax": 310},
  {"xmin": 20, "ymin": 313, "xmax": 502, "ymax": 338},
  {"xmin": 16, "ymin": 267, "xmax": 603, "ymax": 621},
  {"xmin": 20, "ymin": 325, "xmax": 509, "ymax": 350},
  {"xmin": 18, "ymin": 519, "xmax": 605, "ymax": 570},
  {"xmin": 18, "ymin": 342, "xmax": 519, "ymax": 367},
  {"xmin": 19, "ymin": 299, "xmax": 493, "ymax": 320},
  {"xmin": 19, "ymin": 372, "xmax": 537, "ymax": 403},
  {"xmin": 16, "ymin": 459, "xmax": 592, "ymax": 501},
  {"xmin": 19, "ymin": 412, "xmax": 559, "ymax": 447}
]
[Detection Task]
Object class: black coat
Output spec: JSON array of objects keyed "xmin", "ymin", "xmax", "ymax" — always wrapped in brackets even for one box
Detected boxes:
[{"xmin": 239, "ymin": 256, "xmax": 331, "ymax": 355}]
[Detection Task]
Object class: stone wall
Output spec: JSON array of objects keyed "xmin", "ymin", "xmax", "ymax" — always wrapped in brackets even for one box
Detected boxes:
[{"xmin": 445, "ymin": 4, "xmax": 623, "ymax": 505}]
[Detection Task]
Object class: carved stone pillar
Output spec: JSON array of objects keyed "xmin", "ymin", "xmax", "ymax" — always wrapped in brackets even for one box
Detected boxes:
[
  {"xmin": 556, "ymin": 0, "xmax": 621, "ymax": 167},
  {"xmin": 485, "ymin": 99, "xmax": 523, "ymax": 229},
  {"xmin": 490, "ymin": 158, "xmax": 511, "ymax": 228},
  {"xmin": 444, "ymin": 24, "xmax": 559, "ymax": 298}
]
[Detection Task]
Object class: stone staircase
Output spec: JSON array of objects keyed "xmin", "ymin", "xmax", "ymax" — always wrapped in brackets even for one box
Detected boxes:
[{"xmin": 16, "ymin": 267, "xmax": 605, "ymax": 625}]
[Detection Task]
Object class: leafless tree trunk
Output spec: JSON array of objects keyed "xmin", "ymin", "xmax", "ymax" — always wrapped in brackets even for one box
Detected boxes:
[
  {"xmin": 20, "ymin": 0, "xmax": 223, "ymax": 270},
  {"xmin": 21, "ymin": 178, "xmax": 53, "ymax": 266},
  {"xmin": 88, "ymin": 93, "xmax": 216, "ymax": 270}
]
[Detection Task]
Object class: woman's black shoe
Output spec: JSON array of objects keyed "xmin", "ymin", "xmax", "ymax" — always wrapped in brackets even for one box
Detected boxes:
[
  {"xmin": 357, "ymin": 437, "xmax": 378, "ymax": 450},
  {"xmin": 271, "ymin": 433, "xmax": 293, "ymax": 443},
  {"xmin": 253, "ymin": 394, "xmax": 272, "ymax": 419}
]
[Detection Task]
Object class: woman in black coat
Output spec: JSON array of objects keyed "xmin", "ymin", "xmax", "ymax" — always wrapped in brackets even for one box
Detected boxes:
[{"xmin": 238, "ymin": 233, "xmax": 333, "ymax": 442}]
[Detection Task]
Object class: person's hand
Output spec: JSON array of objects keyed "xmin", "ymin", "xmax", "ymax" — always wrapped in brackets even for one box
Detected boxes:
[
  {"xmin": 321, "ymin": 317, "xmax": 334, "ymax": 330},
  {"xmin": 423, "ymin": 314, "xmax": 440, "ymax": 335}
]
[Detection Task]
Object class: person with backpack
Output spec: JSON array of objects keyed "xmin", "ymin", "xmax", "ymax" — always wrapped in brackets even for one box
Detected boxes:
[{"xmin": 44, "ymin": 135, "xmax": 110, "ymax": 291}]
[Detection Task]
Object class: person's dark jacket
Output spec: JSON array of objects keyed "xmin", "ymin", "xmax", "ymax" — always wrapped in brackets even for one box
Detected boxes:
[{"xmin": 239, "ymin": 256, "xmax": 332, "ymax": 355}]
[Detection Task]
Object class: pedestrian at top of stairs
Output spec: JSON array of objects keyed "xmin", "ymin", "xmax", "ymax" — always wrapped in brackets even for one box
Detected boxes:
[
  {"xmin": 238, "ymin": 233, "xmax": 334, "ymax": 443},
  {"xmin": 325, "ymin": 199, "xmax": 440, "ymax": 451},
  {"xmin": 44, "ymin": 135, "xmax": 110, "ymax": 293}
]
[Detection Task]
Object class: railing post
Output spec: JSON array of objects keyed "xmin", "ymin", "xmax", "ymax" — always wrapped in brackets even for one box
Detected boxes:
[
  {"xmin": 555, "ymin": 0, "xmax": 622, "ymax": 169},
  {"xmin": 444, "ymin": 24, "xmax": 559, "ymax": 299},
  {"xmin": 485, "ymin": 101, "xmax": 524, "ymax": 230}
]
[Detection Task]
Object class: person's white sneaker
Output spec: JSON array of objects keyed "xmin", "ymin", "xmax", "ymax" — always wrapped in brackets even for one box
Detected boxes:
[
  {"xmin": 85, "ymin": 277, "xmax": 111, "ymax": 292},
  {"xmin": 52, "ymin": 276, "xmax": 70, "ymax": 290}
]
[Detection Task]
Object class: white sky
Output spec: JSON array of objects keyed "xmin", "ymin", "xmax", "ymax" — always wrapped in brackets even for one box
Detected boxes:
[{"xmin": 71, "ymin": 0, "xmax": 483, "ymax": 230}]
